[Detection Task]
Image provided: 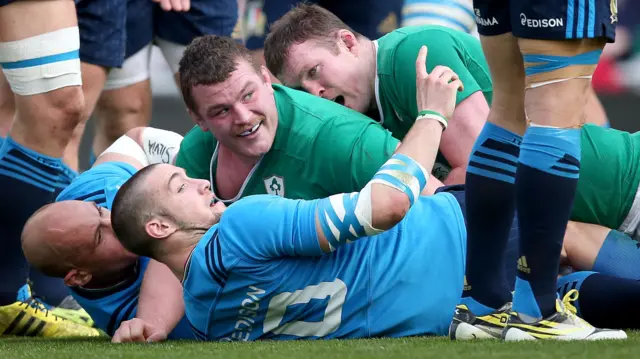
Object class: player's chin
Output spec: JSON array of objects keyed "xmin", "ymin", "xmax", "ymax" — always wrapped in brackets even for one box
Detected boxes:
[{"xmin": 243, "ymin": 136, "xmax": 273, "ymax": 157}]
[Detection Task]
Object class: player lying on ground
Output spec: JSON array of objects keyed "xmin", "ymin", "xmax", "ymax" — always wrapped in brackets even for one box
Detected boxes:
[
  {"xmin": 263, "ymin": 4, "xmax": 610, "ymax": 184},
  {"xmin": 20, "ymin": 127, "xmax": 205, "ymax": 341},
  {"xmin": 174, "ymin": 35, "xmax": 444, "ymax": 205},
  {"xmin": 110, "ymin": 54, "xmax": 626, "ymax": 341}
]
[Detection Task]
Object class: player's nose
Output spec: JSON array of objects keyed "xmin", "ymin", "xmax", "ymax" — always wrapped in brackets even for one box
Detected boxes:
[
  {"xmin": 303, "ymin": 81, "xmax": 325, "ymax": 98},
  {"xmin": 195, "ymin": 179, "xmax": 211, "ymax": 194}
]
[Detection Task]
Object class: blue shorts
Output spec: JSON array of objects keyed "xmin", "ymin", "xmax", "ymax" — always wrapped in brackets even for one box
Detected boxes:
[
  {"xmin": 245, "ymin": 0, "xmax": 403, "ymax": 50},
  {"xmin": 436, "ymin": 184, "xmax": 520, "ymax": 288},
  {"xmin": 473, "ymin": 0, "xmax": 617, "ymax": 42},
  {"xmin": 0, "ymin": 0, "xmax": 15, "ymax": 6},
  {"xmin": 154, "ymin": 0, "xmax": 238, "ymax": 46},
  {"xmin": 76, "ymin": 0, "xmax": 237, "ymax": 68}
]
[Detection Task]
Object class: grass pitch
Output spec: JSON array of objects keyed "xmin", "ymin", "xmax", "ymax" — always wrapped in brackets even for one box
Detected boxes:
[{"xmin": 2, "ymin": 333, "xmax": 640, "ymax": 359}]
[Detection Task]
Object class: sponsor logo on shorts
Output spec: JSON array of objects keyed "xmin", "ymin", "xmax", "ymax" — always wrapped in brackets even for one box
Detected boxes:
[
  {"xmin": 474, "ymin": 8, "xmax": 499, "ymax": 26},
  {"xmin": 520, "ymin": 13, "xmax": 564, "ymax": 28}
]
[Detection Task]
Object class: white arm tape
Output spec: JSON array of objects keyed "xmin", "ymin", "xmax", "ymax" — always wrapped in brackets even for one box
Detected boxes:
[
  {"xmin": 141, "ymin": 128, "xmax": 184, "ymax": 165},
  {"xmin": 101, "ymin": 135, "xmax": 150, "ymax": 167}
]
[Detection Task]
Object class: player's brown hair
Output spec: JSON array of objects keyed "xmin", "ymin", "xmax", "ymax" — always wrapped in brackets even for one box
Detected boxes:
[
  {"xmin": 264, "ymin": 3, "xmax": 359, "ymax": 78},
  {"xmin": 111, "ymin": 164, "xmax": 163, "ymax": 259},
  {"xmin": 179, "ymin": 35, "xmax": 261, "ymax": 112}
]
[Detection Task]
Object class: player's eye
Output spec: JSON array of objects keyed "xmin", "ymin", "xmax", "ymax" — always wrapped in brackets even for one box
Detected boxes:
[
  {"xmin": 243, "ymin": 92, "xmax": 253, "ymax": 102},
  {"xmin": 308, "ymin": 65, "xmax": 318, "ymax": 78},
  {"xmin": 178, "ymin": 184, "xmax": 186, "ymax": 193},
  {"xmin": 215, "ymin": 108, "xmax": 229, "ymax": 117}
]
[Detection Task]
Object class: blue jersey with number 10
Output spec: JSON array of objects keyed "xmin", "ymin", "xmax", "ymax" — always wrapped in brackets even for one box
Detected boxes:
[
  {"xmin": 183, "ymin": 192, "xmax": 467, "ymax": 341},
  {"xmin": 56, "ymin": 161, "xmax": 194, "ymax": 339}
]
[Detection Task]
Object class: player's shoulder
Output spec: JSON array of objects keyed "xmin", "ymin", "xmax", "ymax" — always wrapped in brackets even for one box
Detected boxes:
[
  {"xmin": 180, "ymin": 126, "xmax": 217, "ymax": 154},
  {"xmin": 56, "ymin": 161, "xmax": 137, "ymax": 203},
  {"xmin": 68, "ymin": 257, "xmax": 148, "ymax": 336},
  {"xmin": 183, "ymin": 225, "xmax": 231, "ymax": 299},
  {"xmin": 272, "ymin": 84, "xmax": 380, "ymax": 153}
]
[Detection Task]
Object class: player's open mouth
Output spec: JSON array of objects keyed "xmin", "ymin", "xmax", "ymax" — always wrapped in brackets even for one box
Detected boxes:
[
  {"xmin": 237, "ymin": 120, "xmax": 263, "ymax": 138},
  {"xmin": 333, "ymin": 95, "xmax": 345, "ymax": 106}
]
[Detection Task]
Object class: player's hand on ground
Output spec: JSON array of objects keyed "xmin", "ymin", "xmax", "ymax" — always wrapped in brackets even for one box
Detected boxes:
[
  {"xmin": 415, "ymin": 45, "xmax": 464, "ymax": 121},
  {"xmin": 153, "ymin": 0, "xmax": 190, "ymax": 12},
  {"xmin": 111, "ymin": 318, "xmax": 168, "ymax": 343}
]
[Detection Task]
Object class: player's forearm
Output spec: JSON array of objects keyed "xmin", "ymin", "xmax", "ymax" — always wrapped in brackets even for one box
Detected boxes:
[
  {"xmin": 370, "ymin": 119, "xmax": 444, "ymax": 228},
  {"xmin": 136, "ymin": 260, "xmax": 185, "ymax": 334}
]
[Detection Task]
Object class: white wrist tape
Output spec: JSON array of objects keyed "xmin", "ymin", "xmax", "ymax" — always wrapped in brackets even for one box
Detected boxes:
[{"xmin": 141, "ymin": 128, "xmax": 183, "ymax": 165}]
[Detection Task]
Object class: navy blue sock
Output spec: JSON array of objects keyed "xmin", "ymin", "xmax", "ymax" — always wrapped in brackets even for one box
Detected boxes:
[
  {"xmin": 0, "ymin": 137, "xmax": 68, "ymax": 306},
  {"xmin": 461, "ymin": 122, "xmax": 522, "ymax": 315},
  {"xmin": 558, "ymin": 271, "xmax": 640, "ymax": 329},
  {"xmin": 514, "ymin": 126, "xmax": 581, "ymax": 318},
  {"xmin": 592, "ymin": 229, "xmax": 640, "ymax": 280}
]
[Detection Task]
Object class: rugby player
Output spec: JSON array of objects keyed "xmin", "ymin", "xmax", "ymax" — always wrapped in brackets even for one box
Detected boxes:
[
  {"xmin": 109, "ymin": 54, "xmax": 625, "ymax": 340},
  {"xmin": 242, "ymin": 0, "xmax": 402, "ymax": 73},
  {"xmin": 175, "ymin": 35, "xmax": 444, "ymax": 204},
  {"xmin": 452, "ymin": 0, "xmax": 618, "ymax": 341},
  {"xmin": 263, "ymin": 4, "xmax": 610, "ymax": 184},
  {"xmin": 265, "ymin": 4, "xmax": 489, "ymax": 184},
  {"xmin": 0, "ymin": 0, "xmax": 85, "ymax": 320},
  {"xmin": 20, "ymin": 126, "xmax": 202, "ymax": 341},
  {"xmin": 0, "ymin": 0, "xmax": 240, "ymax": 305}
]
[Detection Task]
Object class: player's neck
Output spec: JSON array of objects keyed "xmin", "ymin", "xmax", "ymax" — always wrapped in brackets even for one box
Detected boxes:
[
  {"xmin": 215, "ymin": 144, "xmax": 259, "ymax": 200},
  {"xmin": 157, "ymin": 233, "xmax": 200, "ymax": 281},
  {"xmin": 362, "ymin": 38, "xmax": 378, "ymax": 112},
  {"xmin": 83, "ymin": 262, "xmax": 138, "ymax": 289}
]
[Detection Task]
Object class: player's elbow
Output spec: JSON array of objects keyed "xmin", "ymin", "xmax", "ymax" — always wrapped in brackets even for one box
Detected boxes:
[
  {"xmin": 125, "ymin": 126, "xmax": 146, "ymax": 144},
  {"xmin": 372, "ymin": 189, "xmax": 411, "ymax": 231}
]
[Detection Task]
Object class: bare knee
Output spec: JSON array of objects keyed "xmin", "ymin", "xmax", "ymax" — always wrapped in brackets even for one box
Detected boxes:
[
  {"xmin": 95, "ymin": 84, "xmax": 152, "ymax": 141},
  {"xmin": 47, "ymin": 86, "xmax": 85, "ymax": 134}
]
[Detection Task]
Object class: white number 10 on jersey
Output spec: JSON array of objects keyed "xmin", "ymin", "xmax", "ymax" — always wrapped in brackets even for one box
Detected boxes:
[{"xmin": 263, "ymin": 279, "xmax": 347, "ymax": 337}]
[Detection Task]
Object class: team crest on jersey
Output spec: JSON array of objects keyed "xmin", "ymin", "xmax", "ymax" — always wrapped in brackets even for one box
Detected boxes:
[
  {"xmin": 264, "ymin": 175, "xmax": 285, "ymax": 197},
  {"xmin": 610, "ymin": 0, "xmax": 618, "ymax": 24}
]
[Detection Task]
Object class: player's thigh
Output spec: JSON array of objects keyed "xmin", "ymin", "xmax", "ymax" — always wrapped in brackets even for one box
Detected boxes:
[
  {"xmin": 473, "ymin": 0, "xmax": 526, "ymax": 132},
  {"xmin": 0, "ymin": 0, "xmax": 77, "ymax": 41},
  {"xmin": 244, "ymin": 0, "xmax": 305, "ymax": 51},
  {"xmin": 0, "ymin": 71, "xmax": 13, "ymax": 138},
  {"xmin": 513, "ymin": 0, "xmax": 615, "ymax": 127},
  {"xmin": 321, "ymin": 0, "xmax": 403, "ymax": 39},
  {"xmin": 583, "ymin": 86, "xmax": 608, "ymax": 126}
]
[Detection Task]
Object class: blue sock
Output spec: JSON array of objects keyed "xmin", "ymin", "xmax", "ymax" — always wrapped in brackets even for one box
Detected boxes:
[
  {"xmin": 461, "ymin": 122, "xmax": 522, "ymax": 315},
  {"xmin": 558, "ymin": 271, "xmax": 640, "ymax": 329},
  {"xmin": 601, "ymin": 120, "xmax": 610, "ymax": 128},
  {"xmin": 514, "ymin": 126, "xmax": 581, "ymax": 318},
  {"xmin": 0, "ymin": 137, "xmax": 68, "ymax": 305},
  {"xmin": 593, "ymin": 230, "xmax": 640, "ymax": 280}
]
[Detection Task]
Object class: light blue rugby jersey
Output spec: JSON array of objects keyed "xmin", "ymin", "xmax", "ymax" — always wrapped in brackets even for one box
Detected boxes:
[
  {"xmin": 183, "ymin": 192, "xmax": 467, "ymax": 341},
  {"xmin": 56, "ymin": 162, "xmax": 194, "ymax": 339}
]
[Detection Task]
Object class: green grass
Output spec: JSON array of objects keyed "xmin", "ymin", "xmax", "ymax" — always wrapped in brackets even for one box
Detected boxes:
[{"xmin": 2, "ymin": 333, "xmax": 640, "ymax": 359}]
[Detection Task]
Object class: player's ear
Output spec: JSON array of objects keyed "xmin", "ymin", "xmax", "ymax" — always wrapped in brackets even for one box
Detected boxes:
[
  {"xmin": 145, "ymin": 217, "xmax": 177, "ymax": 240},
  {"xmin": 187, "ymin": 109, "xmax": 208, "ymax": 133},
  {"xmin": 338, "ymin": 29, "xmax": 359, "ymax": 55},
  {"xmin": 260, "ymin": 65, "xmax": 274, "ymax": 92},
  {"xmin": 64, "ymin": 269, "xmax": 92, "ymax": 287}
]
